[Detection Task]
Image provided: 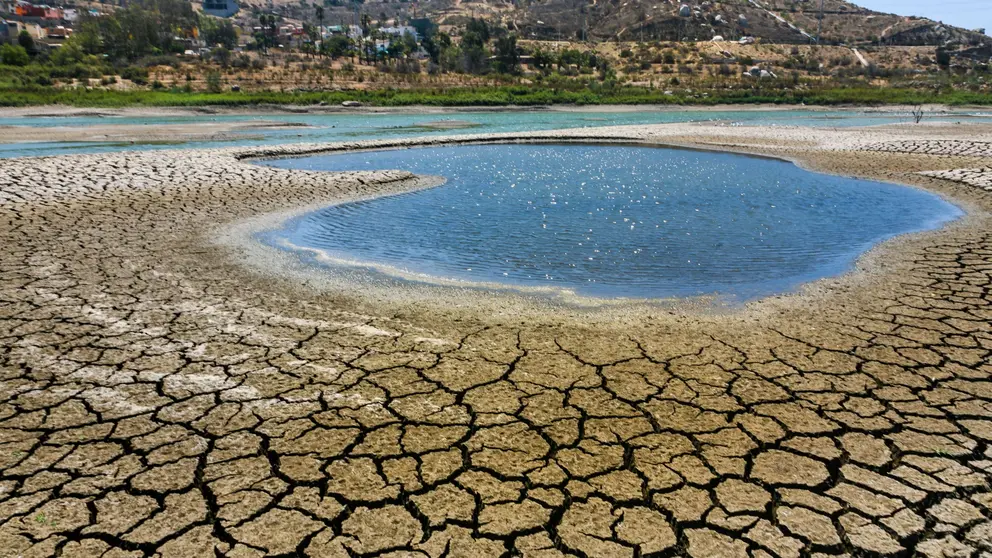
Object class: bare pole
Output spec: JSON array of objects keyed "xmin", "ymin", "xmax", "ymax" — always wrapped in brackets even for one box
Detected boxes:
[{"xmin": 816, "ymin": 0, "xmax": 824, "ymax": 44}]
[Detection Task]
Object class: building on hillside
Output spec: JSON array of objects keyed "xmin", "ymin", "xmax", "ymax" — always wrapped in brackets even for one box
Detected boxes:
[
  {"xmin": 378, "ymin": 25, "xmax": 418, "ymax": 41},
  {"xmin": 62, "ymin": 8, "xmax": 77, "ymax": 22},
  {"xmin": 202, "ymin": 0, "xmax": 238, "ymax": 18},
  {"xmin": 7, "ymin": 20, "xmax": 47, "ymax": 39},
  {"xmin": 46, "ymin": 24, "xmax": 70, "ymax": 39},
  {"xmin": 0, "ymin": 19, "xmax": 14, "ymax": 41},
  {"xmin": 13, "ymin": 2, "xmax": 60, "ymax": 19},
  {"xmin": 347, "ymin": 24, "xmax": 362, "ymax": 40}
]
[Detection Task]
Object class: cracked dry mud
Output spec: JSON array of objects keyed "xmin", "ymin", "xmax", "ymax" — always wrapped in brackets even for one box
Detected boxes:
[{"xmin": 1, "ymin": 122, "xmax": 992, "ymax": 558}]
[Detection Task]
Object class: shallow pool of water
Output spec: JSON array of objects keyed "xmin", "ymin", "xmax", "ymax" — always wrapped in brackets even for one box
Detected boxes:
[
  {"xmin": 263, "ymin": 144, "xmax": 962, "ymax": 300},
  {"xmin": 4, "ymin": 108, "xmax": 990, "ymax": 158}
]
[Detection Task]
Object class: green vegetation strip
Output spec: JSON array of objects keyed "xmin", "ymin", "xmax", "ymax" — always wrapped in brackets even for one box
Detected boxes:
[{"xmin": 1, "ymin": 84, "xmax": 990, "ymax": 108}]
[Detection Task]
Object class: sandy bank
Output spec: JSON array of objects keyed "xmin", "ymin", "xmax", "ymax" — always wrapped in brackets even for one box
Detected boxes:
[{"xmin": 0, "ymin": 120, "xmax": 311, "ymax": 144}]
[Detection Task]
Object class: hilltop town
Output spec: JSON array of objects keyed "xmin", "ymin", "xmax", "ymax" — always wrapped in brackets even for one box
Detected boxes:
[{"xmin": 0, "ymin": 0, "xmax": 990, "ymax": 106}]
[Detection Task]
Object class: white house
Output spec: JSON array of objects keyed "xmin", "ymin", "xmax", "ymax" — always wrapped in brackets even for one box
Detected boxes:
[{"xmin": 378, "ymin": 25, "xmax": 418, "ymax": 40}]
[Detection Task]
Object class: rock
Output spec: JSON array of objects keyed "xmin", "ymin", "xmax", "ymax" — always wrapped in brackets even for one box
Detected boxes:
[
  {"xmin": 679, "ymin": 4, "xmax": 691, "ymax": 17},
  {"xmin": 712, "ymin": 35, "xmax": 725, "ymax": 42}
]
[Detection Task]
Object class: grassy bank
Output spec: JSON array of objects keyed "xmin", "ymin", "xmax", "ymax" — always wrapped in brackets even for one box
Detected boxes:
[{"xmin": 1, "ymin": 84, "xmax": 990, "ymax": 108}]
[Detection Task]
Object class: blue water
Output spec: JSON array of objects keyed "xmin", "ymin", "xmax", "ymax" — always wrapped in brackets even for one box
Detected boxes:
[
  {"xmin": 3, "ymin": 108, "xmax": 991, "ymax": 158},
  {"xmin": 263, "ymin": 144, "xmax": 962, "ymax": 300}
]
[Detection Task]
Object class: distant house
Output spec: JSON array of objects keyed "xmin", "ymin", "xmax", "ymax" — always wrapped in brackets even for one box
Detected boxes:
[
  {"xmin": 0, "ymin": 19, "xmax": 14, "ymax": 41},
  {"xmin": 13, "ymin": 2, "xmax": 59, "ymax": 19},
  {"xmin": 202, "ymin": 0, "xmax": 238, "ymax": 18},
  {"xmin": 46, "ymin": 24, "xmax": 70, "ymax": 39},
  {"xmin": 347, "ymin": 24, "xmax": 362, "ymax": 40},
  {"xmin": 378, "ymin": 25, "xmax": 418, "ymax": 41}
]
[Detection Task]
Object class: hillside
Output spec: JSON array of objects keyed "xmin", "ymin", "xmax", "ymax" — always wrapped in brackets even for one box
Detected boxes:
[{"xmin": 252, "ymin": 0, "xmax": 989, "ymax": 47}]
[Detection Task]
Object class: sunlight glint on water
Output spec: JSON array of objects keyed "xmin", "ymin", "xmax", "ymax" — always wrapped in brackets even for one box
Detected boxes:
[{"xmin": 263, "ymin": 144, "xmax": 962, "ymax": 300}]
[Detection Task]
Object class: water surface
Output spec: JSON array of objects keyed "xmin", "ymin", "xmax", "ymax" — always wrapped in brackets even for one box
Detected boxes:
[
  {"xmin": 263, "ymin": 144, "xmax": 962, "ymax": 300},
  {"xmin": 3, "ymin": 108, "xmax": 990, "ymax": 158}
]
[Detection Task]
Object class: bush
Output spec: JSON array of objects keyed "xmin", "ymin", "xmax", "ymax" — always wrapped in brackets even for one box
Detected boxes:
[
  {"xmin": 138, "ymin": 55, "xmax": 181, "ymax": 69},
  {"xmin": 0, "ymin": 44, "xmax": 30, "ymax": 67},
  {"xmin": 206, "ymin": 71, "xmax": 222, "ymax": 93},
  {"xmin": 121, "ymin": 66, "xmax": 149, "ymax": 85}
]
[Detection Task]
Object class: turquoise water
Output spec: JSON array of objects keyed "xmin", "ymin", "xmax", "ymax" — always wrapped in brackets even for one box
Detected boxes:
[
  {"xmin": 263, "ymin": 144, "xmax": 962, "ymax": 300},
  {"xmin": 3, "ymin": 108, "xmax": 991, "ymax": 158}
]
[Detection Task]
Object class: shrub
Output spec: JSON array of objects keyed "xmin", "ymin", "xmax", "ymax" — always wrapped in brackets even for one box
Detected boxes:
[
  {"xmin": 206, "ymin": 71, "xmax": 222, "ymax": 93},
  {"xmin": 0, "ymin": 44, "xmax": 30, "ymax": 67},
  {"xmin": 121, "ymin": 66, "xmax": 149, "ymax": 85}
]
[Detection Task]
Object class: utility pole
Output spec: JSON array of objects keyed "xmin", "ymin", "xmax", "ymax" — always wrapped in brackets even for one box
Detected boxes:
[{"xmin": 816, "ymin": 0, "xmax": 824, "ymax": 44}]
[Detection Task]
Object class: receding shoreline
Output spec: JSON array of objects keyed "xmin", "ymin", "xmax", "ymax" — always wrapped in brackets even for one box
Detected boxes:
[
  {"xmin": 206, "ymin": 127, "xmax": 992, "ymax": 327},
  {"xmin": 216, "ymin": 139, "xmax": 733, "ymax": 322}
]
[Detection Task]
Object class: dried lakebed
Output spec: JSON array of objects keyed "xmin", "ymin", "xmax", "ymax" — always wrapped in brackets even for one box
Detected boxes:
[
  {"xmin": 263, "ymin": 143, "xmax": 962, "ymax": 301},
  {"xmin": 0, "ymin": 123, "xmax": 991, "ymax": 558}
]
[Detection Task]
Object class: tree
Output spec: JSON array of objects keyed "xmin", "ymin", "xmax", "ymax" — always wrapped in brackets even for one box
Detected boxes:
[
  {"xmin": 493, "ymin": 34, "xmax": 519, "ymax": 74},
  {"xmin": 315, "ymin": 4, "xmax": 324, "ymax": 57},
  {"xmin": 17, "ymin": 31, "xmax": 36, "ymax": 56},
  {"xmin": 935, "ymin": 47, "xmax": 951, "ymax": 68},
  {"xmin": 323, "ymin": 34, "xmax": 352, "ymax": 58},
  {"xmin": 530, "ymin": 47, "xmax": 554, "ymax": 72},
  {"xmin": 51, "ymin": 35, "xmax": 94, "ymax": 66},
  {"xmin": 459, "ymin": 21, "xmax": 489, "ymax": 74},
  {"xmin": 422, "ymin": 31, "xmax": 449, "ymax": 64},
  {"xmin": 465, "ymin": 18, "xmax": 489, "ymax": 42},
  {"xmin": 205, "ymin": 70, "xmax": 222, "ymax": 93},
  {"xmin": 201, "ymin": 17, "xmax": 238, "ymax": 49},
  {"xmin": 258, "ymin": 14, "xmax": 270, "ymax": 52},
  {"xmin": 0, "ymin": 44, "xmax": 30, "ymax": 66},
  {"xmin": 212, "ymin": 46, "xmax": 232, "ymax": 66}
]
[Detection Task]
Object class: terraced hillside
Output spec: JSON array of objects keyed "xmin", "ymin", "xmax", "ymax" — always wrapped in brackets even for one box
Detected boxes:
[{"xmin": 252, "ymin": 0, "xmax": 989, "ymax": 45}]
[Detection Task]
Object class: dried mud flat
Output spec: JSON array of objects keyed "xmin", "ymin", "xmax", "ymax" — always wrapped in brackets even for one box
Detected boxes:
[{"xmin": 1, "ymin": 122, "xmax": 992, "ymax": 558}]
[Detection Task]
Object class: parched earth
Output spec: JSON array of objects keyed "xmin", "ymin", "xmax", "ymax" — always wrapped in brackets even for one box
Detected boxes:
[{"xmin": 1, "ymin": 123, "xmax": 991, "ymax": 558}]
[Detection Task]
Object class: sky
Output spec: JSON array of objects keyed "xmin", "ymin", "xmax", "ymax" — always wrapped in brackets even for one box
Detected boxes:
[{"xmin": 855, "ymin": 0, "xmax": 991, "ymax": 36}]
